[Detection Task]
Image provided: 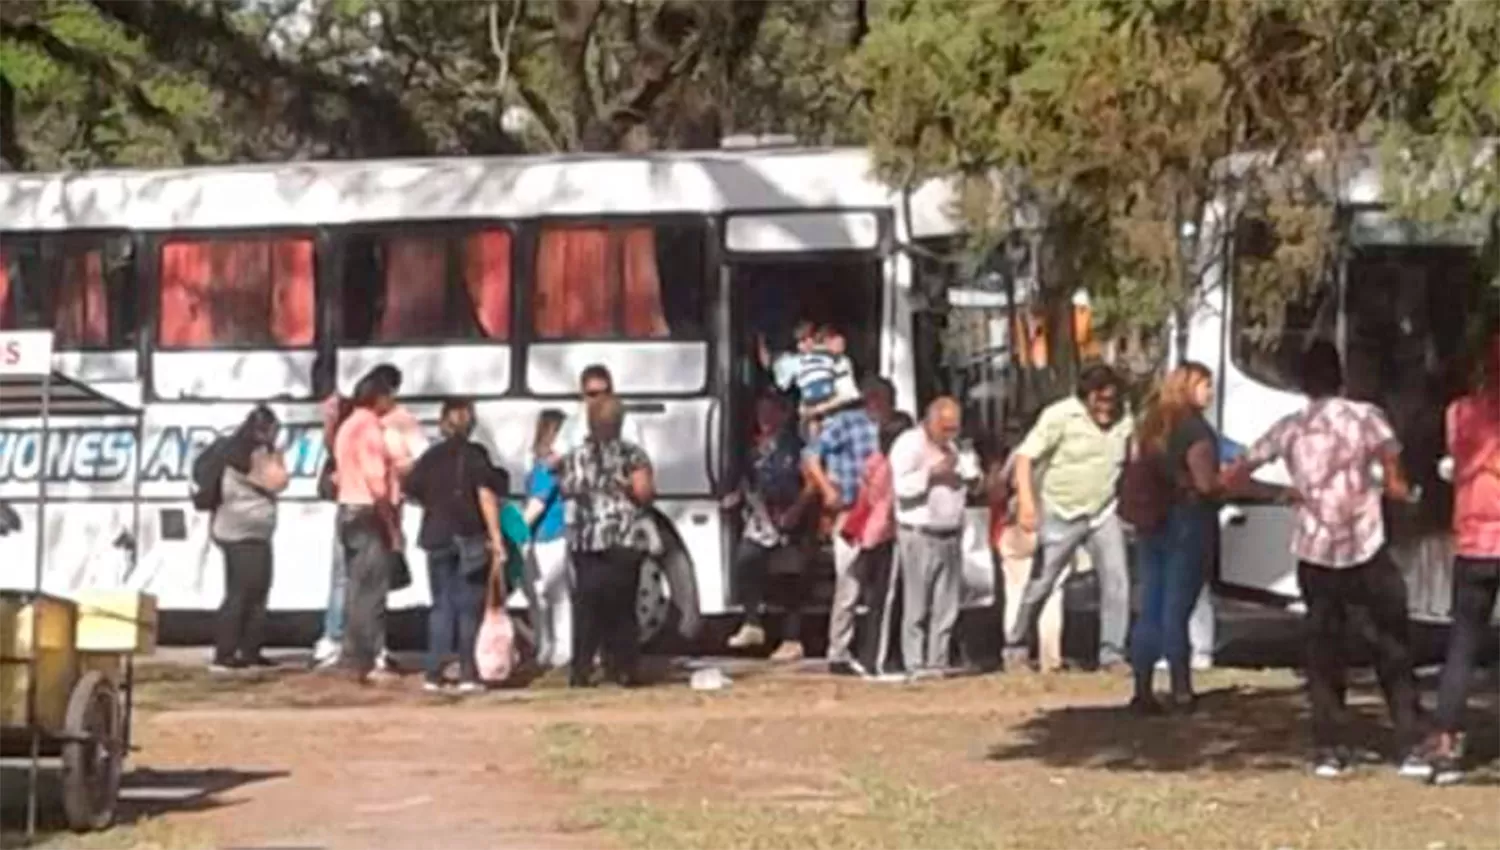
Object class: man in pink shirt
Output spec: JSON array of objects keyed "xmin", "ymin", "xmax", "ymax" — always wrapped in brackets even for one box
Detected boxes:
[
  {"xmin": 1427, "ymin": 332, "xmax": 1500, "ymax": 785},
  {"xmin": 333, "ymin": 371, "xmax": 403, "ymax": 682},
  {"xmin": 1228, "ymin": 341, "xmax": 1423, "ymax": 780}
]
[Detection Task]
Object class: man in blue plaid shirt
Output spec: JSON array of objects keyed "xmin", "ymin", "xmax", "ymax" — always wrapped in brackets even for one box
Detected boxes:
[{"xmin": 804, "ymin": 404, "xmax": 881, "ymax": 675}]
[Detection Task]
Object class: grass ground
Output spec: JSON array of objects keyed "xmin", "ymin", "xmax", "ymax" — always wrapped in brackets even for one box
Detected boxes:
[{"xmin": 2, "ymin": 661, "xmax": 1496, "ymax": 850}]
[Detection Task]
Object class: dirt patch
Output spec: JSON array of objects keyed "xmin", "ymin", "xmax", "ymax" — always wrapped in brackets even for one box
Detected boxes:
[{"xmin": 5, "ymin": 663, "xmax": 1496, "ymax": 849}]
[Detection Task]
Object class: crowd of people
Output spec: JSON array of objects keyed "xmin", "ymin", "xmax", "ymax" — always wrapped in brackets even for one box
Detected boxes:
[{"xmin": 196, "ymin": 317, "xmax": 1500, "ymax": 787}]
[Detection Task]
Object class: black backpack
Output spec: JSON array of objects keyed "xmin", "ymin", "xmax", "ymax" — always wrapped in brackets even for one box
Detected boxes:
[
  {"xmin": 191, "ymin": 436, "xmax": 234, "ymax": 512},
  {"xmin": 1117, "ymin": 441, "xmax": 1174, "ymax": 534}
]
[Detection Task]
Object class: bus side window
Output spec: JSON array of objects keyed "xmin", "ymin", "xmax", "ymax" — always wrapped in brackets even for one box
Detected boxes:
[
  {"xmin": 338, "ymin": 228, "xmax": 512, "ymax": 345},
  {"xmin": 157, "ymin": 236, "xmax": 315, "ymax": 349},
  {"xmin": 0, "ymin": 234, "xmax": 136, "ymax": 350},
  {"xmin": 532, "ymin": 221, "xmax": 705, "ymax": 341}
]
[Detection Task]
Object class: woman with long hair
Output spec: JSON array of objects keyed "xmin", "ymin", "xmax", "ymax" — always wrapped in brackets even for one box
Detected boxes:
[
  {"xmin": 1128, "ymin": 361, "xmax": 1220, "ymax": 713},
  {"xmin": 1425, "ymin": 332, "xmax": 1500, "ymax": 785},
  {"xmin": 211, "ymin": 404, "xmax": 289, "ymax": 672},
  {"xmin": 525, "ymin": 409, "xmax": 572, "ymax": 669}
]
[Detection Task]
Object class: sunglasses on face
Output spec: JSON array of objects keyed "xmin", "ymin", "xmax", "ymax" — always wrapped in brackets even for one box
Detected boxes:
[{"xmin": 583, "ymin": 388, "xmax": 609, "ymax": 399}]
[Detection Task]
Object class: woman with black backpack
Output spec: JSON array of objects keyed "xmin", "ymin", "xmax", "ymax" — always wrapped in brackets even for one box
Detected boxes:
[{"xmin": 209, "ymin": 405, "xmax": 289, "ymax": 672}]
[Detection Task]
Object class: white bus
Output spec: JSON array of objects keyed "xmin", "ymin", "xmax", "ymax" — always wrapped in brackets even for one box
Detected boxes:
[
  {"xmin": 1183, "ymin": 148, "xmax": 1499, "ymax": 623},
  {"xmin": 0, "ymin": 147, "xmax": 1000, "ymax": 645}
]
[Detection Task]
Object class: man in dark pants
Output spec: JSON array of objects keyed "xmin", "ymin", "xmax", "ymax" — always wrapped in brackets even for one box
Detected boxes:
[
  {"xmin": 559, "ymin": 394, "xmax": 656, "ymax": 687},
  {"xmin": 1228, "ymin": 341, "xmax": 1425, "ymax": 780},
  {"xmin": 332, "ymin": 372, "xmax": 402, "ymax": 683}
]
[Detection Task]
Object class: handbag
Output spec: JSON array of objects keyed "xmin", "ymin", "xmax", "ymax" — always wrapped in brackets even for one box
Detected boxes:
[
  {"xmin": 316, "ymin": 458, "xmax": 338, "ymax": 501},
  {"xmin": 387, "ymin": 550, "xmax": 413, "ymax": 592},
  {"xmin": 454, "ymin": 534, "xmax": 491, "ymax": 580},
  {"xmin": 475, "ymin": 560, "xmax": 518, "ymax": 683}
]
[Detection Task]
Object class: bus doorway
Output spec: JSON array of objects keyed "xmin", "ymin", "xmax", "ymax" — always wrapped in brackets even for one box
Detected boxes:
[{"xmin": 721, "ymin": 253, "xmax": 886, "ymax": 637}]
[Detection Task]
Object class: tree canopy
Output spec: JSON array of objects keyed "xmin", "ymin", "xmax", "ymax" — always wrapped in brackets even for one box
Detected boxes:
[
  {"xmin": 853, "ymin": 0, "xmax": 1499, "ymax": 358},
  {"xmin": 0, "ymin": 0, "xmax": 868, "ymax": 169}
]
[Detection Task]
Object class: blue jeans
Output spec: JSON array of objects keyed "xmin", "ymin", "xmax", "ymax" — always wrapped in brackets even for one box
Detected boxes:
[
  {"xmin": 1131, "ymin": 503, "xmax": 1213, "ymax": 690},
  {"xmin": 321, "ymin": 531, "xmax": 347, "ymax": 644},
  {"xmin": 425, "ymin": 548, "xmax": 486, "ymax": 683}
]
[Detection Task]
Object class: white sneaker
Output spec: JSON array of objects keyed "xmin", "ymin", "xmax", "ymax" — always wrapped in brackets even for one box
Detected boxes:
[
  {"xmin": 1398, "ymin": 755, "xmax": 1434, "ymax": 780},
  {"xmin": 422, "ymin": 681, "xmax": 447, "ymax": 694},
  {"xmin": 313, "ymin": 637, "xmax": 340, "ymax": 667},
  {"xmin": 455, "ymin": 681, "xmax": 485, "ymax": 694},
  {"xmin": 727, "ymin": 624, "xmax": 767, "ymax": 650},
  {"xmin": 376, "ymin": 650, "xmax": 396, "ymax": 672}
]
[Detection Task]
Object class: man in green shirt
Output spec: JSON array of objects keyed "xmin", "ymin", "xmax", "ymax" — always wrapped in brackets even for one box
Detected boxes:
[{"xmin": 1005, "ymin": 365, "xmax": 1134, "ymax": 671}]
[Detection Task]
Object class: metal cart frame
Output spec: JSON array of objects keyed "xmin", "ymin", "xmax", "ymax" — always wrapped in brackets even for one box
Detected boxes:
[{"xmin": 1, "ymin": 337, "xmax": 146, "ymax": 839}]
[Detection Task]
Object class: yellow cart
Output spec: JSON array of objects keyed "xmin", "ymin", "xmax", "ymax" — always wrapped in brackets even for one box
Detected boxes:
[{"xmin": 0, "ymin": 590, "xmax": 157, "ymax": 835}]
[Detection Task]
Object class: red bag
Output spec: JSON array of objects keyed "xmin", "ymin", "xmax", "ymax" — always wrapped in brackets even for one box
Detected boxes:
[
  {"xmin": 1118, "ymin": 441, "xmax": 1174, "ymax": 534},
  {"xmin": 475, "ymin": 565, "xmax": 517, "ymax": 684},
  {"xmin": 840, "ymin": 490, "xmax": 873, "ymax": 544}
]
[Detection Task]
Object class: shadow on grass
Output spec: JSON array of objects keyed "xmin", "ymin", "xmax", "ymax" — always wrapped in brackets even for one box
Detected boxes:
[
  {"xmin": 984, "ymin": 677, "xmax": 1500, "ymax": 776},
  {"xmin": 0, "ymin": 766, "xmax": 286, "ymax": 847}
]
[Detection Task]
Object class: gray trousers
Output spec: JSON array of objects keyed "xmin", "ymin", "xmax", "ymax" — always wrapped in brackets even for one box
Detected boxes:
[
  {"xmin": 897, "ymin": 525, "xmax": 963, "ymax": 672},
  {"xmin": 337, "ymin": 506, "xmax": 391, "ymax": 675},
  {"xmin": 1005, "ymin": 508, "xmax": 1130, "ymax": 666},
  {"xmin": 827, "ymin": 513, "xmax": 862, "ymax": 663}
]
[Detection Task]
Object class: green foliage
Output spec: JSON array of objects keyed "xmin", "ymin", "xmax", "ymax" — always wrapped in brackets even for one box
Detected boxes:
[
  {"xmin": 853, "ymin": 0, "xmax": 1500, "ymax": 350},
  {"xmin": 0, "ymin": 0, "xmax": 222, "ymax": 169},
  {"xmin": 0, "ymin": 0, "xmax": 867, "ymax": 168}
]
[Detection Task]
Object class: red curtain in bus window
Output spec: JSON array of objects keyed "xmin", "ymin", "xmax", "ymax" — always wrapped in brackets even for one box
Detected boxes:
[
  {"xmin": 621, "ymin": 227, "xmax": 668, "ymax": 338},
  {"xmin": 270, "ymin": 239, "xmax": 315, "ymax": 345},
  {"xmin": 207, "ymin": 241, "xmax": 273, "ymax": 344},
  {"xmin": 464, "ymin": 230, "xmax": 511, "ymax": 339},
  {"xmin": 158, "ymin": 241, "xmax": 216, "ymax": 347},
  {"xmin": 535, "ymin": 228, "xmax": 616, "ymax": 339},
  {"xmin": 0, "ymin": 251, "xmax": 12, "ymax": 330},
  {"xmin": 377, "ymin": 236, "xmax": 448, "ymax": 340},
  {"xmin": 54, "ymin": 250, "xmax": 108, "ymax": 347}
]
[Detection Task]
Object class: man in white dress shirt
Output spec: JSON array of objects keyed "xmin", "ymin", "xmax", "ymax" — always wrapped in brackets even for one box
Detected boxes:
[{"xmin": 888, "ymin": 397, "xmax": 976, "ymax": 675}]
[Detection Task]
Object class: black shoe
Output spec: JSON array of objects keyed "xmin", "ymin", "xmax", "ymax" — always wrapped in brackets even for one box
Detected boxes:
[
  {"xmin": 1312, "ymin": 749, "xmax": 1349, "ymax": 779},
  {"xmin": 1430, "ymin": 754, "xmax": 1464, "ymax": 787},
  {"xmin": 1129, "ymin": 695, "xmax": 1166, "ymax": 717},
  {"xmin": 1167, "ymin": 692, "xmax": 1198, "ymax": 715},
  {"xmin": 240, "ymin": 655, "xmax": 279, "ymax": 669}
]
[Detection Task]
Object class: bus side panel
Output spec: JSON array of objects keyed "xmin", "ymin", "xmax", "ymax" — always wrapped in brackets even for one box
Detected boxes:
[{"xmin": 0, "ymin": 501, "xmax": 136, "ymax": 594}]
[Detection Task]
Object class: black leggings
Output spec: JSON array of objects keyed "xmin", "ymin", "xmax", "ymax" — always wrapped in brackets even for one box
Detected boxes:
[
  {"xmin": 1297, "ymin": 550, "xmax": 1420, "ymax": 754},
  {"xmin": 215, "ymin": 539, "xmax": 273, "ymax": 664},
  {"xmin": 1434, "ymin": 557, "xmax": 1500, "ymax": 734}
]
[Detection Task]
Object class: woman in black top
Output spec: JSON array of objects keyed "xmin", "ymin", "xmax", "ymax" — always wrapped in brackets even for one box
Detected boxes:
[
  {"xmin": 1129, "ymin": 362, "xmax": 1221, "ymax": 713},
  {"xmin": 405, "ymin": 398, "xmax": 510, "ymax": 693}
]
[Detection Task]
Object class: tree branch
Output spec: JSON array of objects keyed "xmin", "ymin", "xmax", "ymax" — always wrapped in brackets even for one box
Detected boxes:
[{"xmin": 89, "ymin": 0, "xmax": 435, "ymax": 156}]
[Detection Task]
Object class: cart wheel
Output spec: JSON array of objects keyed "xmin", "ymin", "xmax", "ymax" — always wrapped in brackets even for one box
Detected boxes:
[{"xmin": 61, "ymin": 671, "xmax": 123, "ymax": 832}]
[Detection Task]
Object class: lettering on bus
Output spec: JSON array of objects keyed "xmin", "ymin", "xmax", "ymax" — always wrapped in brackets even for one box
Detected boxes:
[
  {"xmin": 0, "ymin": 427, "xmax": 137, "ymax": 482},
  {"xmin": 0, "ymin": 425, "xmax": 330, "ymax": 483}
]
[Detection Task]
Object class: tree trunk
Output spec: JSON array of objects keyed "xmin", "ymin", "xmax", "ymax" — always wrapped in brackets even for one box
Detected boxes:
[{"xmin": 0, "ymin": 76, "xmax": 22, "ymax": 171}]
